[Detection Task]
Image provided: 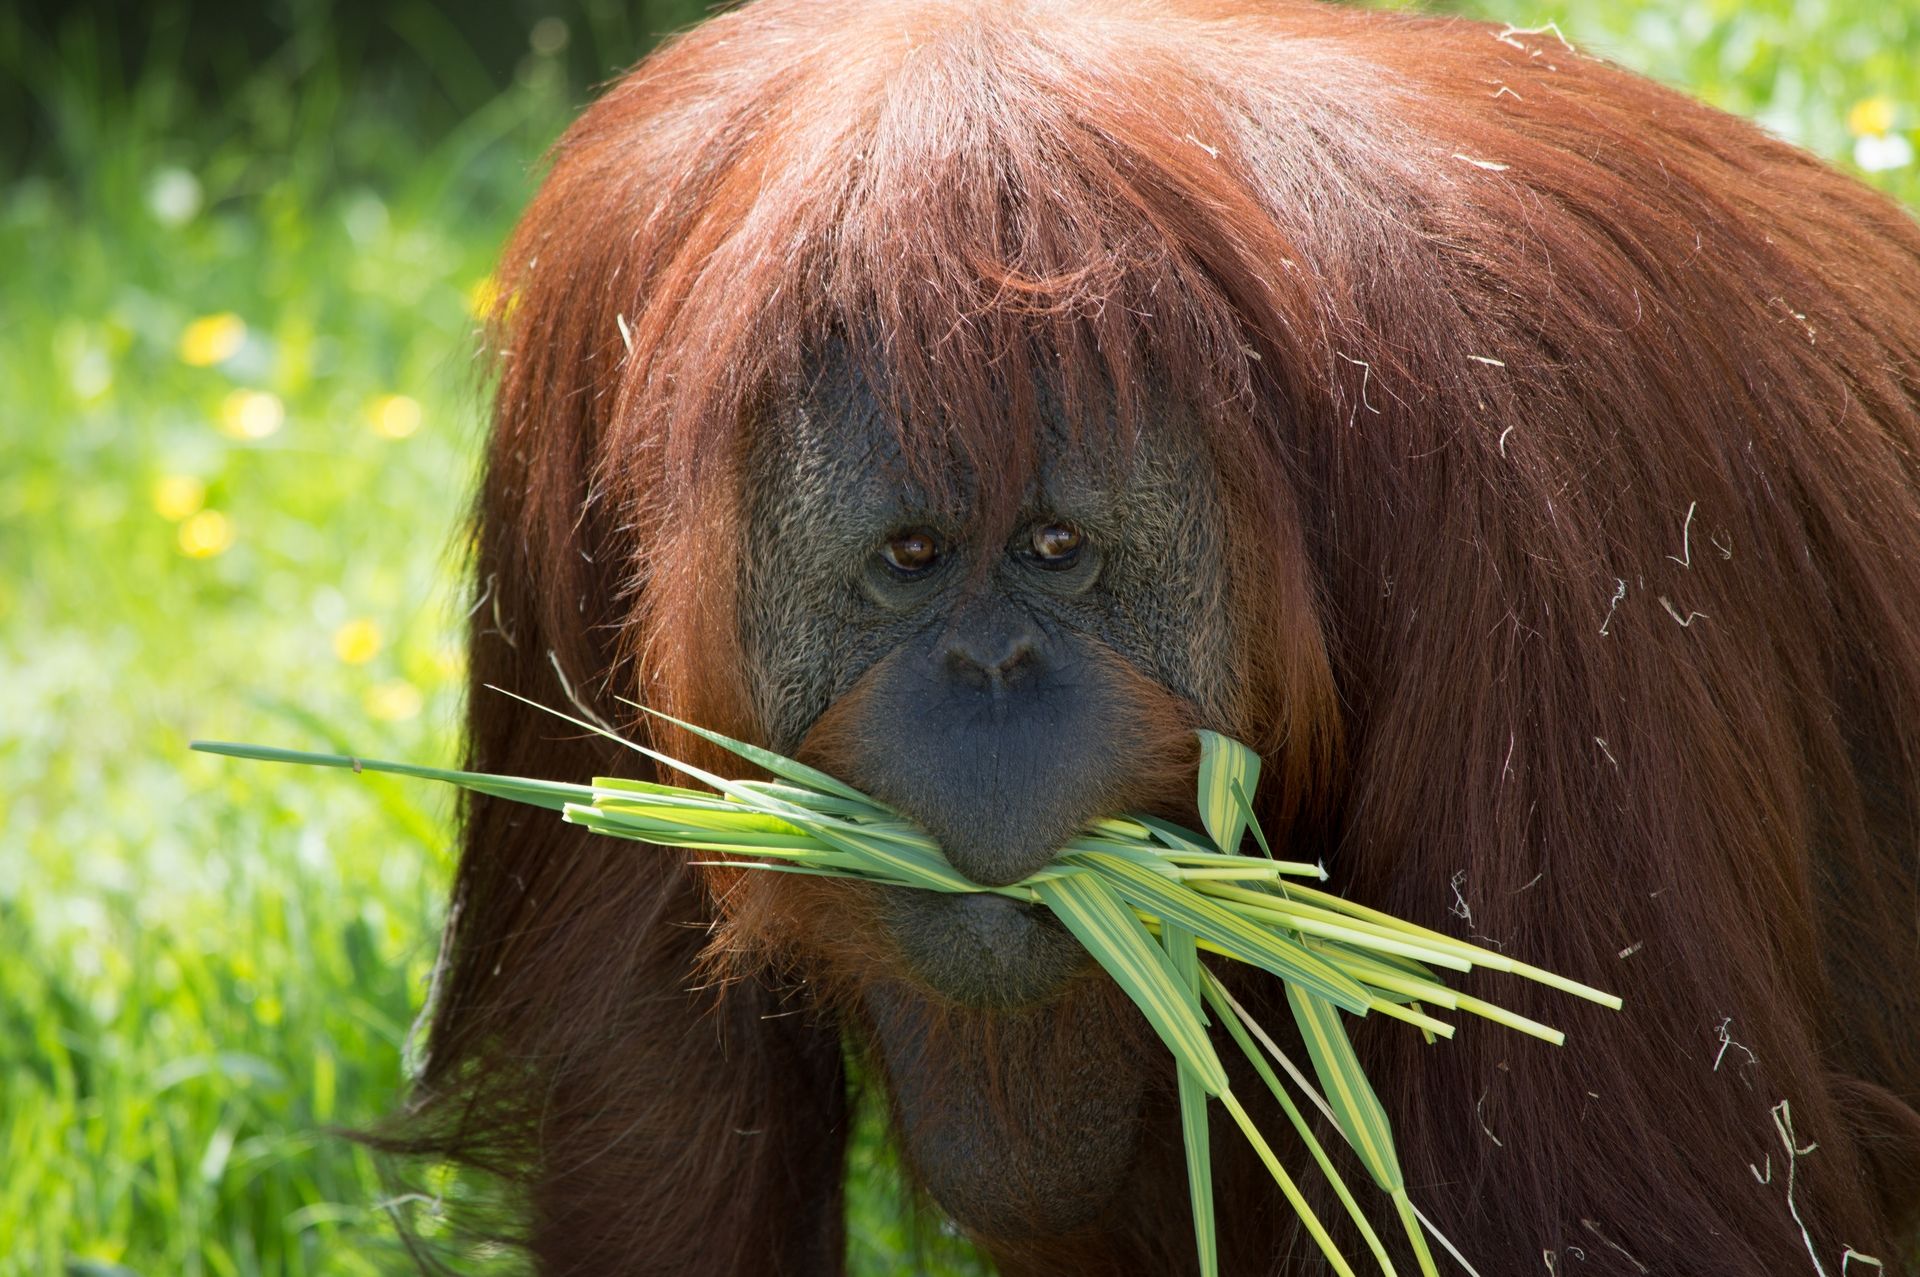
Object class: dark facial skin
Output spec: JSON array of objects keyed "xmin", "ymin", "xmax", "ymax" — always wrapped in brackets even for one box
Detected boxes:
[{"xmin": 737, "ymin": 358, "xmax": 1240, "ymax": 1233}]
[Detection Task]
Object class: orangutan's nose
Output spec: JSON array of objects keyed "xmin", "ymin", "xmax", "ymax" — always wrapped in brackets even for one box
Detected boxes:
[{"xmin": 942, "ymin": 618, "xmax": 1041, "ymax": 690}]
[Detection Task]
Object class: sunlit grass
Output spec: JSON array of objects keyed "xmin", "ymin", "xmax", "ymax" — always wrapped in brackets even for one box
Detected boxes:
[
  {"xmin": 1, "ymin": 1, "xmax": 1913, "ymax": 1275},
  {"xmin": 1, "ymin": 12, "xmax": 586, "ymax": 1276}
]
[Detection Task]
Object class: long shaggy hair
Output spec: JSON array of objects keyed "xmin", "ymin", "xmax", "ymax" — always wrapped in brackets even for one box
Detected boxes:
[{"xmin": 392, "ymin": 1, "xmax": 1920, "ymax": 1272}]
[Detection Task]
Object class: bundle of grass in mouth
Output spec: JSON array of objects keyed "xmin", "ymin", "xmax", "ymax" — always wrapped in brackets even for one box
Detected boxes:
[{"xmin": 193, "ymin": 698, "xmax": 1619, "ymax": 1277}]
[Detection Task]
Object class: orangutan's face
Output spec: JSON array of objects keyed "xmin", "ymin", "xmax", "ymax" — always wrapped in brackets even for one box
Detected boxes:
[{"xmin": 738, "ymin": 359, "xmax": 1240, "ymax": 1010}]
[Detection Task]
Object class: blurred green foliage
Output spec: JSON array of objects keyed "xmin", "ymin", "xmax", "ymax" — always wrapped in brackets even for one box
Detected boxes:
[{"xmin": 0, "ymin": 1, "xmax": 1912, "ymax": 1274}]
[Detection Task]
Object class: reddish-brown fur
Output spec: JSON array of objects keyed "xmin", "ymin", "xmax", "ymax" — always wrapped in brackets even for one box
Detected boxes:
[{"xmin": 393, "ymin": 1, "xmax": 1920, "ymax": 1272}]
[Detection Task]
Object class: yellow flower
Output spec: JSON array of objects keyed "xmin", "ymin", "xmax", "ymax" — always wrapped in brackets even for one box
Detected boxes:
[
  {"xmin": 151, "ymin": 474, "xmax": 207, "ymax": 521},
  {"xmin": 466, "ymin": 274, "xmax": 521, "ymax": 323},
  {"xmin": 466, "ymin": 275, "xmax": 500, "ymax": 320},
  {"xmin": 1848, "ymin": 97, "xmax": 1897, "ymax": 138},
  {"xmin": 218, "ymin": 388, "xmax": 285, "ymax": 440},
  {"xmin": 365, "ymin": 679, "xmax": 425, "ymax": 722},
  {"xmin": 368, "ymin": 393, "xmax": 423, "ymax": 439},
  {"xmin": 178, "ymin": 313, "xmax": 247, "ymax": 367},
  {"xmin": 177, "ymin": 510, "xmax": 234, "ymax": 558},
  {"xmin": 332, "ymin": 618, "xmax": 382, "ymax": 664}
]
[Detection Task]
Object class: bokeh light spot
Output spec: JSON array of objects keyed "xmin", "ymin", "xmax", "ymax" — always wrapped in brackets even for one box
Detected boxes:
[
  {"xmin": 151, "ymin": 475, "xmax": 207, "ymax": 522},
  {"xmin": 218, "ymin": 389, "xmax": 286, "ymax": 440},
  {"xmin": 332, "ymin": 618, "xmax": 382, "ymax": 665},
  {"xmin": 146, "ymin": 167, "xmax": 204, "ymax": 226},
  {"xmin": 1848, "ymin": 97, "xmax": 1897, "ymax": 138},
  {"xmin": 369, "ymin": 394, "xmax": 423, "ymax": 439},
  {"xmin": 178, "ymin": 313, "xmax": 247, "ymax": 367},
  {"xmin": 1855, "ymin": 133, "xmax": 1916, "ymax": 173},
  {"xmin": 365, "ymin": 679, "xmax": 425, "ymax": 722},
  {"xmin": 177, "ymin": 510, "xmax": 234, "ymax": 558}
]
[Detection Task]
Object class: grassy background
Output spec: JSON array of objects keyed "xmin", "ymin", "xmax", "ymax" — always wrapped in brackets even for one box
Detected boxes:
[{"xmin": 2, "ymin": 1, "xmax": 1913, "ymax": 1273}]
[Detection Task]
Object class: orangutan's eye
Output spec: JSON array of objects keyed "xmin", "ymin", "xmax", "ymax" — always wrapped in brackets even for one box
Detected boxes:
[
  {"xmin": 880, "ymin": 529, "xmax": 940, "ymax": 576},
  {"xmin": 1028, "ymin": 522, "xmax": 1082, "ymax": 568}
]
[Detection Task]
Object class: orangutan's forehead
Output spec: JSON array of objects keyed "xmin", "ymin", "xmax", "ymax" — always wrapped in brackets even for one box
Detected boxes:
[{"xmin": 775, "ymin": 343, "xmax": 1198, "ymax": 528}]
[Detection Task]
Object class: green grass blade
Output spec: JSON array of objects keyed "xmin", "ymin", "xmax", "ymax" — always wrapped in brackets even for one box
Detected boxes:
[
  {"xmin": 1171, "ymin": 865, "xmax": 1316, "ymax": 882},
  {"xmin": 1217, "ymin": 1089, "xmax": 1358, "ymax": 1277},
  {"xmin": 1030, "ymin": 875, "xmax": 1227, "ymax": 1095},
  {"xmin": 1195, "ymin": 730, "xmax": 1260, "ymax": 854},
  {"xmin": 728, "ymin": 780, "xmax": 889, "ymax": 820},
  {"xmin": 1164, "ymin": 923, "xmax": 1218, "ymax": 1277},
  {"xmin": 820, "ymin": 817, "xmax": 950, "ymax": 853},
  {"xmin": 1267, "ymin": 882, "xmax": 1622, "ymax": 1009},
  {"xmin": 1363, "ymin": 998, "xmax": 1455, "ymax": 1038},
  {"xmin": 1213, "ymin": 981, "xmax": 1436, "ymax": 1274},
  {"xmin": 478, "ymin": 691, "xmax": 973, "ymax": 893},
  {"xmin": 1077, "ymin": 852, "xmax": 1372, "ymax": 1013},
  {"xmin": 1305, "ymin": 939, "xmax": 1445, "ymax": 987},
  {"xmin": 1307, "ymin": 943, "xmax": 1459, "ymax": 1009},
  {"xmin": 628, "ymin": 702, "xmax": 875, "ymax": 803},
  {"xmin": 1090, "ymin": 815, "xmax": 1154, "ymax": 840},
  {"xmin": 189, "ymin": 740, "xmax": 594, "ymax": 810},
  {"xmin": 1135, "ymin": 814, "xmax": 1214, "ymax": 855},
  {"xmin": 799, "ymin": 822, "xmax": 977, "ymax": 892},
  {"xmin": 1497, "ymin": 959, "xmax": 1623, "ymax": 1012},
  {"xmin": 1286, "ymin": 987, "xmax": 1402, "ymax": 1193},
  {"xmin": 1448, "ymin": 994, "xmax": 1566, "ymax": 1045},
  {"xmin": 1200, "ymin": 973, "xmax": 1398, "ymax": 1276},
  {"xmin": 591, "ymin": 797, "xmax": 813, "ymax": 837},
  {"xmin": 589, "ymin": 774, "xmax": 704, "ymax": 799},
  {"xmin": 1392, "ymin": 1191, "xmax": 1442, "ymax": 1277},
  {"xmin": 1229, "ymin": 777, "xmax": 1275, "ymax": 859},
  {"xmin": 1061, "ymin": 839, "xmax": 1191, "ymax": 871},
  {"xmin": 568, "ymin": 811, "xmax": 833, "ymax": 856},
  {"xmin": 1194, "ymin": 885, "xmax": 1475, "ymax": 971}
]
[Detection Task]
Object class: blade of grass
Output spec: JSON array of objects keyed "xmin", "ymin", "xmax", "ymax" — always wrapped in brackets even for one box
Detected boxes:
[
  {"xmin": 1090, "ymin": 815, "xmax": 1154, "ymax": 840},
  {"xmin": 1446, "ymin": 995, "xmax": 1565, "ymax": 1046},
  {"xmin": 1163, "ymin": 923, "xmax": 1218, "ymax": 1277},
  {"xmin": 564, "ymin": 811, "xmax": 849, "ymax": 860},
  {"xmin": 589, "ymin": 774, "xmax": 707, "ymax": 799},
  {"xmin": 1195, "ymin": 730, "xmax": 1261, "ymax": 854},
  {"xmin": 1076, "ymin": 851, "xmax": 1372, "ymax": 1013},
  {"xmin": 1307, "ymin": 944, "xmax": 1459, "ymax": 1010},
  {"xmin": 624, "ymin": 701, "xmax": 875, "ymax": 803},
  {"xmin": 1286, "ymin": 987, "xmax": 1401, "ymax": 1192},
  {"xmin": 1269, "ymin": 882, "xmax": 1622, "ymax": 1010},
  {"xmin": 1030, "ymin": 875, "xmax": 1227, "ymax": 1095},
  {"xmin": 1200, "ymin": 972, "xmax": 1397, "ymax": 1276},
  {"xmin": 1217, "ymin": 1088, "xmax": 1358, "ymax": 1277},
  {"xmin": 727, "ymin": 780, "xmax": 888, "ymax": 820},
  {"xmin": 1392, "ymin": 1192, "xmax": 1441, "ymax": 1277},
  {"xmin": 1216, "ymin": 981, "xmax": 1455, "ymax": 1276},
  {"xmin": 1288, "ymin": 988, "xmax": 1441, "ymax": 1277},
  {"xmin": 590, "ymin": 799, "xmax": 814, "ymax": 837},
  {"xmin": 1229, "ymin": 776, "xmax": 1274, "ymax": 859},
  {"xmin": 485, "ymin": 689, "xmax": 975, "ymax": 893},
  {"xmin": 1363, "ymin": 999, "xmax": 1455, "ymax": 1038},
  {"xmin": 189, "ymin": 740, "xmax": 593, "ymax": 810},
  {"xmin": 1137, "ymin": 814, "xmax": 1219, "ymax": 856},
  {"xmin": 1195, "ymin": 885, "xmax": 1476, "ymax": 972}
]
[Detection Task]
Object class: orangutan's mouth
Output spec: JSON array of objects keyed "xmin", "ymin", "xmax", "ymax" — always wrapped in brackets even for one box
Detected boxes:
[{"xmin": 879, "ymin": 887, "xmax": 1092, "ymax": 1010}]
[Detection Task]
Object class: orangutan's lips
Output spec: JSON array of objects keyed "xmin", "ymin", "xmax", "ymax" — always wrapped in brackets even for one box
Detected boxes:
[{"xmin": 878, "ymin": 886, "xmax": 1092, "ymax": 1010}]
